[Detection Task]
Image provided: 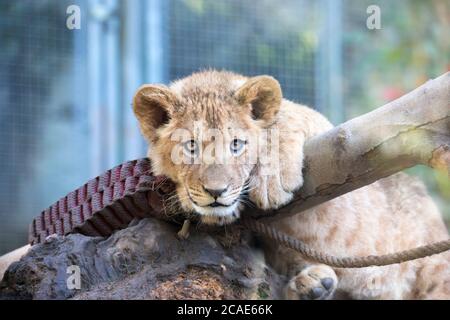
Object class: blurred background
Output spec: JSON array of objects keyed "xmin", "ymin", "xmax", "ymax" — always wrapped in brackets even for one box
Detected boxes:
[{"xmin": 0, "ymin": 0, "xmax": 448, "ymax": 254}]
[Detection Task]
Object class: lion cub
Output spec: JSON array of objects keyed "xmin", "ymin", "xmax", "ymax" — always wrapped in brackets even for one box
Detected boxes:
[{"xmin": 133, "ymin": 70, "xmax": 450, "ymax": 299}]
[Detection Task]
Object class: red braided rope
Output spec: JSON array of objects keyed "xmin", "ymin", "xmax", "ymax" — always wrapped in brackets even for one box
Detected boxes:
[{"xmin": 29, "ymin": 159, "xmax": 175, "ymax": 245}]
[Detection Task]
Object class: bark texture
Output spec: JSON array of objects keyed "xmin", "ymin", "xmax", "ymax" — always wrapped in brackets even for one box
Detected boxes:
[{"xmin": 0, "ymin": 218, "xmax": 281, "ymax": 299}]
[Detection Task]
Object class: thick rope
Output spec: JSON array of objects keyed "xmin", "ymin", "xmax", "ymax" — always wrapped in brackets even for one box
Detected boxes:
[{"xmin": 242, "ymin": 218, "xmax": 450, "ymax": 268}]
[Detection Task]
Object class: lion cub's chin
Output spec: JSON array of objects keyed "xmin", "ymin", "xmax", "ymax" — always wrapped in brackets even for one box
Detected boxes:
[{"xmin": 193, "ymin": 202, "xmax": 242, "ymax": 226}]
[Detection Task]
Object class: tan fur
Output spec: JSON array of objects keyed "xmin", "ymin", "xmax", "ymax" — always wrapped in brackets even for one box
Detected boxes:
[{"xmin": 133, "ymin": 70, "xmax": 450, "ymax": 300}]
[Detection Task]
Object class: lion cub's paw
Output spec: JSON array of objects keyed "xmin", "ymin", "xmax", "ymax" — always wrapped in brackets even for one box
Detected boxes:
[
  {"xmin": 280, "ymin": 167, "xmax": 303, "ymax": 193},
  {"xmin": 250, "ymin": 185, "xmax": 293, "ymax": 210},
  {"xmin": 285, "ymin": 264, "xmax": 338, "ymax": 300}
]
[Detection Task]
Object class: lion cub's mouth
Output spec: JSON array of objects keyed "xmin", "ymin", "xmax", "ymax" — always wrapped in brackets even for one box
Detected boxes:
[
  {"xmin": 193, "ymin": 200, "xmax": 240, "ymax": 217},
  {"xmin": 196, "ymin": 199, "xmax": 238, "ymax": 208},
  {"xmin": 209, "ymin": 201, "xmax": 229, "ymax": 208}
]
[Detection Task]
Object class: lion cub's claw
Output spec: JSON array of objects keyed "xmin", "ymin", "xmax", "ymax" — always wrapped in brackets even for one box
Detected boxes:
[
  {"xmin": 177, "ymin": 219, "xmax": 191, "ymax": 240},
  {"xmin": 285, "ymin": 264, "xmax": 337, "ymax": 300}
]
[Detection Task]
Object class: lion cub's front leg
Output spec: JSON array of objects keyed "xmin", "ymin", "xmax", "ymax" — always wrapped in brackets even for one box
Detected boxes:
[
  {"xmin": 249, "ymin": 131, "xmax": 339, "ymax": 300},
  {"xmin": 285, "ymin": 264, "xmax": 338, "ymax": 300},
  {"xmin": 249, "ymin": 130, "xmax": 304, "ymax": 210}
]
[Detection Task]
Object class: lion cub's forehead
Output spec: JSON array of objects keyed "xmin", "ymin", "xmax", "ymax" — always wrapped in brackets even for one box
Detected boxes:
[
  {"xmin": 173, "ymin": 92, "xmax": 248, "ymax": 129},
  {"xmin": 174, "ymin": 117, "xmax": 250, "ymax": 140},
  {"xmin": 168, "ymin": 70, "xmax": 250, "ymax": 129}
]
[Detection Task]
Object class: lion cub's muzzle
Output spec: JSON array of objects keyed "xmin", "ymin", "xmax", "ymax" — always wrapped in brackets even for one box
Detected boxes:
[{"xmin": 186, "ymin": 183, "xmax": 243, "ymax": 224}]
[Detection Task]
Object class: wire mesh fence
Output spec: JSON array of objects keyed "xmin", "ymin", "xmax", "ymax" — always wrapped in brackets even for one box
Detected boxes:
[{"xmin": 0, "ymin": 0, "xmax": 91, "ymax": 253}]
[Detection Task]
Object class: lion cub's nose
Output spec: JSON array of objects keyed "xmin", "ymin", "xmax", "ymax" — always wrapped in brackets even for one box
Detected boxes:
[{"xmin": 203, "ymin": 186, "xmax": 228, "ymax": 199}]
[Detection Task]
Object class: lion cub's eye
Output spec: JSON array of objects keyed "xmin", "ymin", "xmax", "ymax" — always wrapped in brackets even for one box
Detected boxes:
[
  {"xmin": 230, "ymin": 139, "xmax": 246, "ymax": 156},
  {"xmin": 183, "ymin": 140, "xmax": 199, "ymax": 157}
]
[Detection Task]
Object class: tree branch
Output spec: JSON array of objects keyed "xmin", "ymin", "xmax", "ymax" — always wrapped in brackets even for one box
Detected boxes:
[{"xmin": 248, "ymin": 72, "xmax": 450, "ymax": 221}]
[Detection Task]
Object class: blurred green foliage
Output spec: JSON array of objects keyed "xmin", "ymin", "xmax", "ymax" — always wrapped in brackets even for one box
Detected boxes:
[{"xmin": 343, "ymin": 0, "xmax": 450, "ymax": 223}]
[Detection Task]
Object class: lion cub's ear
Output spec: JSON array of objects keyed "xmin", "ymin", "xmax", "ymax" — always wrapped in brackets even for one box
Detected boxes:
[
  {"xmin": 133, "ymin": 84, "xmax": 180, "ymax": 143},
  {"xmin": 234, "ymin": 75, "xmax": 282, "ymax": 127}
]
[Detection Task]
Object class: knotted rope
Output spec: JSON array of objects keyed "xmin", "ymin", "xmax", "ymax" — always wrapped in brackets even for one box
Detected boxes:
[{"xmin": 29, "ymin": 158, "xmax": 450, "ymax": 269}]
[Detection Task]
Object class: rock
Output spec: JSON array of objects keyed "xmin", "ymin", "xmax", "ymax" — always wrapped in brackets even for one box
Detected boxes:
[{"xmin": 0, "ymin": 218, "xmax": 282, "ymax": 300}]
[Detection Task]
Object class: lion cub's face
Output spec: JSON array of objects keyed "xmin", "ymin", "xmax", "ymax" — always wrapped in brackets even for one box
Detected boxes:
[{"xmin": 133, "ymin": 71, "xmax": 282, "ymax": 225}]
